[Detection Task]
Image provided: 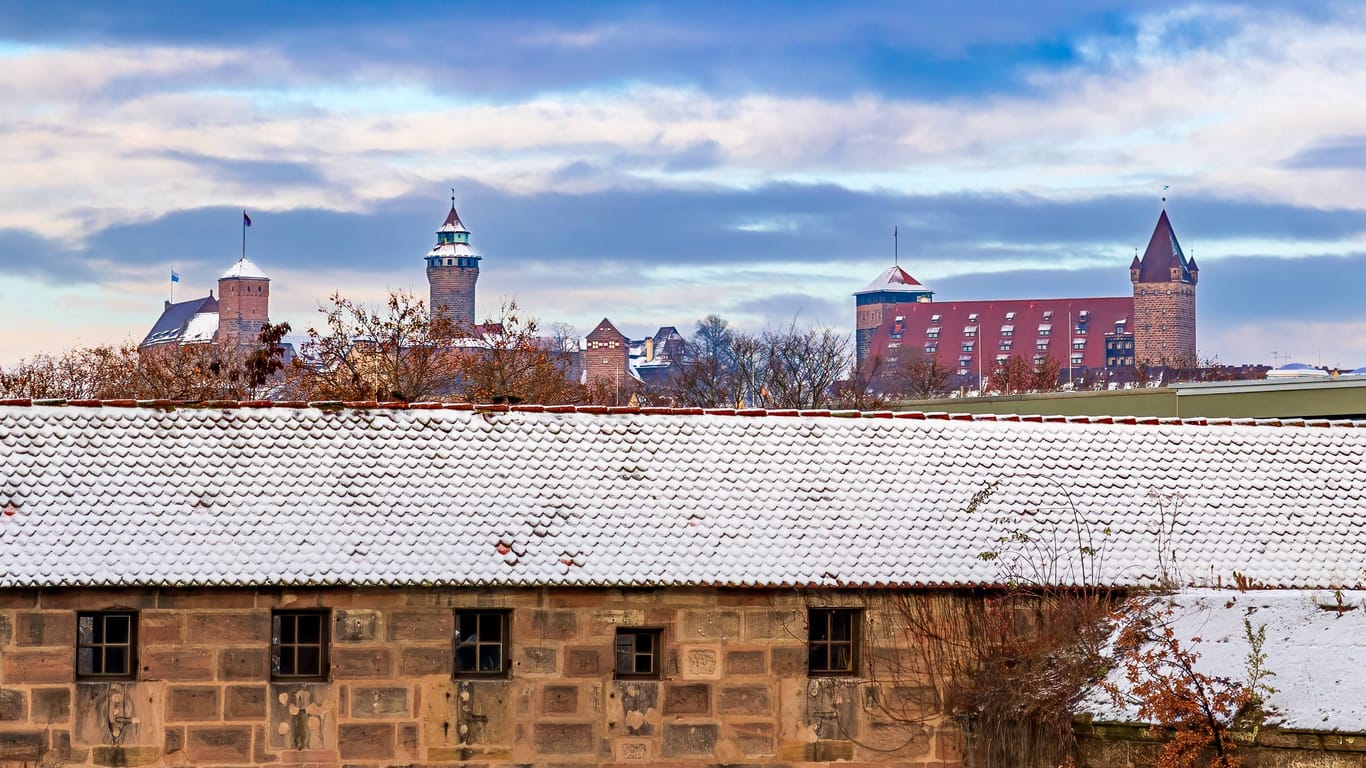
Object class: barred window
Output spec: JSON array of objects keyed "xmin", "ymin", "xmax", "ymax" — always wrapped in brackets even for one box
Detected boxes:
[
  {"xmin": 455, "ymin": 610, "xmax": 510, "ymax": 677},
  {"xmin": 615, "ymin": 628, "xmax": 663, "ymax": 679},
  {"xmin": 272, "ymin": 610, "xmax": 329, "ymax": 681},
  {"xmin": 808, "ymin": 608, "xmax": 861, "ymax": 676},
  {"xmin": 77, "ymin": 612, "xmax": 137, "ymax": 680}
]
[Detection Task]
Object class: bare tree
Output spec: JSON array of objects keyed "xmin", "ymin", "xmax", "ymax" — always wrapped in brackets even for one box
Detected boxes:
[
  {"xmin": 754, "ymin": 321, "xmax": 850, "ymax": 409},
  {"xmin": 1031, "ymin": 355, "xmax": 1062, "ymax": 392},
  {"xmin": 656, "ymin": 314, "xmax": 746, "ymax": 407},
  {"xmin": 452, "ymin": 300, "xmax": 585, "ymax": 405},
  {"xmin": 894, "ymin": 352, "xmax": 954, "ymax": 400},
  {"xmin": 990, "ymin": 355, "xmax": 1035, "ymax": 395},
  {"xmin": 296, "ymin": 290, "xmax": 461, "ymax": 402}
]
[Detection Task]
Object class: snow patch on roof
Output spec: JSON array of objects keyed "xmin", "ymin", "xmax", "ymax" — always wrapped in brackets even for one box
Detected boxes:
[
  {"xmin": 181, "ymin": 312, "xmax": 219, "ymax": 344},
  {"xmin": 858, "ymin": 265, "xmax": 930, "ymax": 293},
  {"xmin": 220, "ymin": 258, "xmax": 269, "ymax": 280}
]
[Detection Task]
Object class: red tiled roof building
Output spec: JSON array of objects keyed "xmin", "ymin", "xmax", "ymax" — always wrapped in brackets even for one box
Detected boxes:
[{"xmin": 857, "ymin": 209, "xmax": 1198, "ymax": 387}]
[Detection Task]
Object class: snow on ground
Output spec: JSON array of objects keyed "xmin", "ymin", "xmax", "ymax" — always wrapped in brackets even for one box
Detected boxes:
[{"xmin": 1082, "ymin": 588, "xmax": 1366, "ymax": 733}]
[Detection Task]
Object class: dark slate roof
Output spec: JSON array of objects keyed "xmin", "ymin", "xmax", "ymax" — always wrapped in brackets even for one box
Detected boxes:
[
  {"xmin": 587, "ymin": 318, "xmax": 627, "ymax": 341},
  {"xmin": 139, "ymin": 295, "xmax": 218, "ymax": 347},
  {"xmin": 1136, "ymin": 209, "xmax": 1194, "ymax": 284}
]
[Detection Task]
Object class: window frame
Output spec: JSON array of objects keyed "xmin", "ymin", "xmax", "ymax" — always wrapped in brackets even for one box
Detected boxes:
[
  {"xmin": 454, "ymin": 609, "xmax": 511, "ymax": 678},
  {"xmin": 76, "ymin": 611, "xmax": 139, "ymax": 681},
  {"xmin": 807, "ymin": 608, "xmax": 862, "ymax": 677},
  {"xmin": 271, "ymin": 609, "xmax": 331, "ymax": 682},
  {"xmin": 614, "ymin": 627, "xmax": 664, "ymax": 680}
]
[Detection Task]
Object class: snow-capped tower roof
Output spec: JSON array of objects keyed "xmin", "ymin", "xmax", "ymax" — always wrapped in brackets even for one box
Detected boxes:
[
  {"xmin": 438, "ymin": 204, "xmax": 469, "ymax": 234},
  {"xmin": 428, "ymin": 194, "xmax": 479, "ymax": 260},
  {"xmin": 220, "ymin": 257, "xmax": 269, "ymax": 280},
  {"xmin": 856, "ymin": 265, "xmax": 931, "ymax": 295}
]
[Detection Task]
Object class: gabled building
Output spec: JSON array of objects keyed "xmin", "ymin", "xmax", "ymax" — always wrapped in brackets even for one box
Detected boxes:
[
  {"xmin": 859, "ymin": 208, "xmax": 1200, "ymax": 386},
  {"xmin": 0, "ymin": 402, "xmax": 1364, "ymax": 767},
  {"xmin": 138, "ymin": 257, "xmax": 271, "ymax": 350}
]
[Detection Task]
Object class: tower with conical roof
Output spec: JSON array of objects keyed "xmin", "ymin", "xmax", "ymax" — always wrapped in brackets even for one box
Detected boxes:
[
  {"xmin": 853, "ymin": 266, "xmax": 934, "ymax": 371},
  {"xmin": 426, "ymin": 192, "xmax": 481, "ymax": 328},
  {"xmin": 214, "ymin": 257, "xmax": 270, "ymax": 347},
  {"xmin": 1131, "ymin": 208, "xmax": 1198, "ymax": 365}
]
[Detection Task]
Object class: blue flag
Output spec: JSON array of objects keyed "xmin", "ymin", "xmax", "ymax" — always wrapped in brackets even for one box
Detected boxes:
[
  {"xmin": 170, "ymin": 270, "xmax": 180, "ymax": 283},
  {"xmin": 243, "ymin": 211, "xmax": 252, "ymax": 227}
]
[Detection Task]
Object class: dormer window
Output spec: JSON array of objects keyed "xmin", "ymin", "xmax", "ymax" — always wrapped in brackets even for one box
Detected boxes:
[
  {"xmin": 963, "ymin": 325, "xmax": 978, "ymax": 337},
  {"xmin": 967, "ymin": 313, "xmax": 979, "ymax": 323},
  {"xmin": 1037, "ymin": 324, "xmax": 1052, "ymax": 336},
  {"xmin": 930, "ymin": 314, "xmax": 941, "ymax": 323},
  {"xmin": 1005, "ymin": 311, "xmax": 1016, "ymax": 321},
  {"xmin": 1000, "ymin": 325, "xmax": 1014, "ymax": 337},
  {"xmin": 1042, "ymin": 311, "xmax": 1053, "ymax": 321}
]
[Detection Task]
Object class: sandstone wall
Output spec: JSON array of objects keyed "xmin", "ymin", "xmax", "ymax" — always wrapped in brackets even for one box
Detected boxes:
[
  {"xmin": 1132, "ymin": 282, "xmax": 1196, "ymax": 365},
  {"xmin": 427, "ymin": 265, "xmax": 478, "ymax": 328},
  {"xmin": 0, "ymin": 586, "xmax": 958, "ymax": 768}
]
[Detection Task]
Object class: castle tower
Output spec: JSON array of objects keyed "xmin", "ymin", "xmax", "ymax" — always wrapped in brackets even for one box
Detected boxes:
[
  {"xmin": 426, "ymin": 193, "xmax": 481, "ymax": 329},
  {"xmin": 853, "ymin": 266, "xmax": 934, "ymax": 372},
  {"xmin": 214, "ymin": 257, "xmax": 270, "ymax": 347},
  {"xmin": 584, "ymin": 318, "xmax": 633, "ymax": 404},
  {"xmin": 1131, "ymin": 209, "xmax": 1198, "ymax": 365}
]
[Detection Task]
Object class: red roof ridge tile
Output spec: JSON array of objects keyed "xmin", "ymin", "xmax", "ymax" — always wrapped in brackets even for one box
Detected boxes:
[{"xmin": 1, "ymin": 400, "xmax": 1364, "ymax": 430}]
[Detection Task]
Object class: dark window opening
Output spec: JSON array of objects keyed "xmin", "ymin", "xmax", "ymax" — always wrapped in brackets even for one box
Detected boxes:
[
  {"xmin": 77, "ymin": 611, "xmax": 138, "ymax": 680},
  {"xmin": 455, "ymin": 610, "xmax": 509, "ymax": 676},
  {"xmin": 808, "ymin": 608, "xmax": 861, "ymax": 676},
  {"xmin": 615, "ymin": 628, "xmax": 663, "ymax": 679},
  {"xmin": 272, "ymin": 610, "xmax": 329, "ymax": 681}
]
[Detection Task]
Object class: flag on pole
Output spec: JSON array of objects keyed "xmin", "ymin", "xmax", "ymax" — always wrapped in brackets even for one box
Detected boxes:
[
  {"xmin": 170, "ymin": 270, "xmax": 180, "ymax": 283},
  {"xmin": 243, "ymin": 211, "xmax": 252, "ymax": 227}
]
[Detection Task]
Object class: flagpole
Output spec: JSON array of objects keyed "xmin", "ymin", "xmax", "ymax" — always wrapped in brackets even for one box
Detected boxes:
[{"xmin": 242, "ymin": 212, "xmax": 246, "ymax": 261}]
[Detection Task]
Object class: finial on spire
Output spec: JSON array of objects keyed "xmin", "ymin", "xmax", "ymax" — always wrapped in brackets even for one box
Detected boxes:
[
  {"xmin": 1161, "ymin": 184, "xmax": 1169, "ymax": 210},
  {"xmin": 450, "ymin": 187, "xmax": 456, "ymax": 208},
  {"xmin": 893, "ymin": 225, "xmax": 898, "ymax": 266}
]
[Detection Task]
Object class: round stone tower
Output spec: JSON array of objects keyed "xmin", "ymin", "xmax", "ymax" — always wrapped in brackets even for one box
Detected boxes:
[
  {"xmin": 1130, "ymin": 208, "xmax": 1198, "ymax": 366},
  {"xmin": 215, "ymin": 257, "xmax": 270, "ymax": 347},
  {"xmin": 426, "ymin": 193, "xmax": 481, "ymax": 329}
]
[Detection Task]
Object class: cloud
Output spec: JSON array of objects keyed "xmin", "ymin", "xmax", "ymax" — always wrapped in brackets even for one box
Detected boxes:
[
  {"xmin": 1284, "ymin": 137, "xmax": 1366, "ymax": 170},
  {"xmin": 155, "ymin": 150, "xmax": 326, "ymax": 187}
]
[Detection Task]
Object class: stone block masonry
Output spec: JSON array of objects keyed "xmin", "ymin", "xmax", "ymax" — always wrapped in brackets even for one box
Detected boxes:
[{"xmin": 0, "ymin": 587, "xmax": 961, "ymax": 767}]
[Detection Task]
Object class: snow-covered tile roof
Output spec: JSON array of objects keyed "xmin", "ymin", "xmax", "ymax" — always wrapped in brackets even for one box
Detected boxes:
[
  {"xmin": 2, "ymin": 403, "xmax": 1365, "ymax": 590},
  {"xmin": 1083, "ymin": 588, "xmax": 1366, "ymax": 732}
]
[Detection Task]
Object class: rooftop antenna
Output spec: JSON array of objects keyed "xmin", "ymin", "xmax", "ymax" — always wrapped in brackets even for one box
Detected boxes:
[{"xmin": 893, "ymin": 226, "xmax": 899, "ymax": 266}]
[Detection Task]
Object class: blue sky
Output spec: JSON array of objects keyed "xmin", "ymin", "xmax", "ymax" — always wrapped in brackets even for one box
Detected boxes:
[{"xmin": 2, "ymin": 0, "xmax": 1364, "ymax": 366}]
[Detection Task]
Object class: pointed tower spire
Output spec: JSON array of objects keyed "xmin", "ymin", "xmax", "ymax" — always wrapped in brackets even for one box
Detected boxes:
[{"xmin": 1130, "ymin": 207, "xmax": 1198, "ymax": 366}]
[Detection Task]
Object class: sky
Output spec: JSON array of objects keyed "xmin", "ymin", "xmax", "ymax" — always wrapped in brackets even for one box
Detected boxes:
[{"xmin": 2, "ymin": 1, "xmax": 1365, "ymax": 367}]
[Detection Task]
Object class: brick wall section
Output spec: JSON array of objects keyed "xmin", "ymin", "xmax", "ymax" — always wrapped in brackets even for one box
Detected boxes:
[
  {"xmin": 0, "ymin": 586, "xmax": 959, "ymax": 768},
  {"xmin": 584, "ymin": 320, "xmax": 632, "ymax": 400},
  {"xmin": 215, "ymin": 277, "xmax": 270, "ymax": 346},
  {"xmin": 1132, "ymin": 281, "xmax": 1196, "ymax": 365},
  {"xmin": 856, "ymin": 303, "xmax": 885, "ymax": 371},
  {"xmin": 427, "ymin": 264, "xmax": 479, "ymax": 327}
]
